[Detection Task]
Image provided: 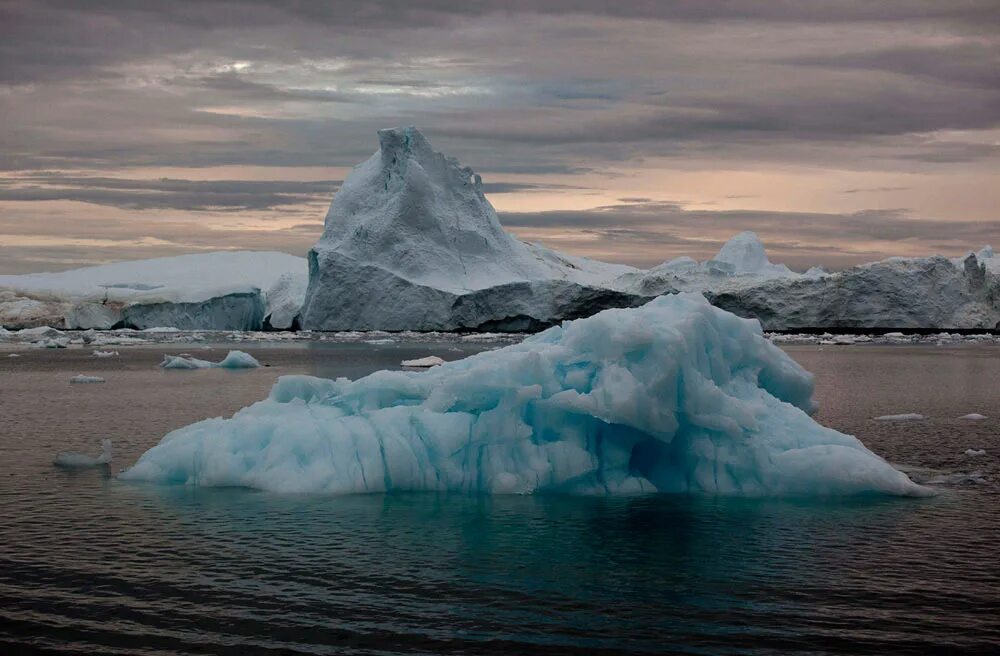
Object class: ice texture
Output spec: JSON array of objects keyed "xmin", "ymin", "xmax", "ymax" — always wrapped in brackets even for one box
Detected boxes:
[
  {"xmin": 959, "ymin": 413, "xmax": 987, "ymax": 420},
  {"xmin": 70, "ymin": 374, "xmax": 105, "ymax": 384},
  {"xmin": 301, "ymin": 127, "xmax": 639, "ymax": 331},
  {"xmin": 964, "ymin": 449, "xmax": 986, "ymax": 457},
  {"xmin": 874, "ymin": 413, "xmax": 925, "ymax": 421},
  {"xmin": 54, "ymin": 439, "xmax": 112, "ymax": 468},
  {"xmin": 400, "ymin": 356, "xmax": 445, "ymax": 367},
  {"xmin": 160, "ymin": 350, "xmax": 260, "ymax": 369},
  {"xmin": 0, "ymin": 252, "xmax": 306, "ymax": 330},
  {"xmin": 122, "ymin": 294, "xmax": 927, "ymax": 497}
]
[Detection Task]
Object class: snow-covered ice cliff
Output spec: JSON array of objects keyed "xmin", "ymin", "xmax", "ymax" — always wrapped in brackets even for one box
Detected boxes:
[
  {"xmin": 121, "ymin": 293, "xmax": 927, "ymax": 497},
  {"xmin": 0, "ymin": 252, "xmax": 307, "ymax": 330}
]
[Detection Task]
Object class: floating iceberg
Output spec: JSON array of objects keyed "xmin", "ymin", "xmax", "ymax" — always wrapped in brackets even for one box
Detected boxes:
[
  {"xmin": 70, "ymin": 374, "xmax": 106, "ymax": 384},
  {"xmin": 300, "ymin": 126, "xmax": 639, "ymax": 331},
  {"xmin": 54, "ymin": 439, "xmax": 112, "ymax": 468},
  {"xmin": 92, "ymin": 350, "xmax": 119, "ymax": 358},
  {"xmin": 400, "ymin": 355, "xmax": 446, "ymax": 368},
  {"xmin": 160, "ymin": 350, "xmax": 261, "ymax": 370},
  {"xmin": 874, "ymin": 413, "xmax": 925, "ymax": 421},
  {"xmin": 958, "ymin": 413, "xmax": 987, "ymax": 420},
  {"xmin": 0, "ymin": 251, "xmax": 306, "ymax": 330},
  {"xmin": 964, "ymin": 449, "xmax": 986, "ymax": 457},
  {"xmin": 122, "ymin": 294, "xmax": 927, "ymax": 497}
]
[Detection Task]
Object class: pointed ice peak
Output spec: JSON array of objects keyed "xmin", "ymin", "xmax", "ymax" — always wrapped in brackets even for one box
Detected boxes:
[
  {"xmin": 977, "ymin": 245, "xmax": 994, "ymax": 260},
  {"xmin": 713, "ymin": 231, "xmax": 772, "ymax": 274}
]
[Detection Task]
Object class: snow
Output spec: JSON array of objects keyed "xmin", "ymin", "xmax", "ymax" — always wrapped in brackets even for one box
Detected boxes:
[
  {"xmin": 400, "ymin": 355, "xmax": 445, "ymax": 367},
  {"xmin": 70, "ymin": 374, "xmax": 106, "ymax": 384},
  {"xmin": 92, "ymin": 350, "xmax": 119, "ymax": 358},
  {"xmin": 121, "ymin": 293, "xmax": 927, "ymax": 497},
  {"xmin": 0, "ymin": 251, "xmax": 307, "ymax": 330},
  {"xmin": 54, "ymin": 439, "xmax": 112, "ymax": 468},
  {"xmin": 160, "ymin": 350, "xmax": 260, "ymax": 369},
  {"xmin": 958, "ymin": 413, "xmax": 987, "ymax": 420},
  {"xmin": 874, "ymin": 413, "xmax": 925, "ymax": 421},
  {"xmin": 964, "ymin": 449, "xmax": 986, "ymax": 457}
]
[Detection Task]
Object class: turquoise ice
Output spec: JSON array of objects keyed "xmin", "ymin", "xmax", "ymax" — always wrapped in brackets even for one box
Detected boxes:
[{"xmin": 121, "ymin": 294, "xmax": 927, "ymax": 497}]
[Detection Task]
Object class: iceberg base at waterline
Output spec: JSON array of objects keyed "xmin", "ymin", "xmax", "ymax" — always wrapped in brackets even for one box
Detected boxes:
[{"xmin": 121, "ymin": 294, "xmax": 928, "ymax": 497}]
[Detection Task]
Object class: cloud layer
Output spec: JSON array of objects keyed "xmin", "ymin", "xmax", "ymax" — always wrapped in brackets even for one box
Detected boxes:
[{"xmin": 1, "ymin": 1, "xmax": 997, "ymax": 273}]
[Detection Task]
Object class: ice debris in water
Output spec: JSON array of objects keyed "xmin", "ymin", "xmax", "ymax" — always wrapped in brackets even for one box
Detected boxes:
[
  {"xmin": 54, "ymin": 439, "xmax": 112, "ymax": 468},
  {"xmin": 92, "ymin": 350, "xmax": 119, "ymax": 358},
  {"xmin": 7, "ymin": 353, "xmax": 20, "ymax": 358},
  {"xmin": 160, "ymin": 350, "xmax": 260, "ymax": 369},
  {"xmin": 70, "ymin": 374, "xmax": 105, "ymax": 384},
  {"xmin": 874, "ymin": 413, "xmax": 925, "ymax": 421},
  {"xmin": 400, "ymin": 355, "xmax": 445, "ymax": 368},
  {"xmin": 958, "ymin": 413, "xmax": 987, "ymax": 420},
  {"xmin": 121, "ymin": 294, "xmax": 928, "ymax": 497},
  {"xmin": 964, "ymin": 449, "xmax": 987, "ymax": 457}
]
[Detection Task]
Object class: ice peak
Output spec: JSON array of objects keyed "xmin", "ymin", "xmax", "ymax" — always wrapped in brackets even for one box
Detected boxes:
[{"xmin": 714, "ymin": 231, "xmax": 771, "ymax": 274}]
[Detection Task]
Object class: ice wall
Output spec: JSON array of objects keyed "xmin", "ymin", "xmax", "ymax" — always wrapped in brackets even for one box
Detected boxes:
[{"xmin": 122, "ymin": 294, "xmax": 926, "ymax": 497}]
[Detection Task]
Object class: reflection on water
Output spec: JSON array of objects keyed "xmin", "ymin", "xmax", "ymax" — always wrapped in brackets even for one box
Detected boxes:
[{"xmin": 1, "ymin": 343, "xmax": 998, "ymax": 654}]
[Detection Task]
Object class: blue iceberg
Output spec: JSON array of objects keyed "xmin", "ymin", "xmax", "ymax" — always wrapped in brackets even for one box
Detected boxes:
[{"xmin": 121, "ymin": 294, "xmax": 927, "ymax": 497}]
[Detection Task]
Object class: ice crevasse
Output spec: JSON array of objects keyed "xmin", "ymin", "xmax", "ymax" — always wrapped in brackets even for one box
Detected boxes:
[{"xmin": 121, "ymin": 294, "xmax": 928, "ymax": 497}]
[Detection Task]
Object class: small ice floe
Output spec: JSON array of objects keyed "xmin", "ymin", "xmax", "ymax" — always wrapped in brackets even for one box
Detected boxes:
[
  {"xmin": 70, "ymin": 374, "xmax": 106, "ymax": 384},
  {"xmin": 401, "ymin": 355, "xmax": 446, "ymax": 368},
  {"xmin": 54, "ymin": 439, "xmax": 112, "ymax": 468},
  {"xmin": 33, "ymin": 337, "xmax": 69, "ymax": 349},
  {"xmin": 7, "ymin": 353, "xmax": 20, "ymax": 358},
  {"xmin": 365, "ymin": 338, "xmax": 396, "ymax": 345},
  {"xmin": 964, "ymin": 449, "xmax": 987, "ymax": 457},
  {"xmin": 160, "ymin": 349, "xmax": 260, "ymax": 369},
  {"xmin": 874, "ymin": 413, "xmax": 925, "ymax": 421},
  {"xmin": 92, "ymin": 350, "xmax": 119, "ymax": 358},
  {"xmin": 894, "ymin": 463, "xmax": 986, "ymax": 486},
  {"xmin": 958, "ymin": 413, "xmax": 987, "ymax": 420}
]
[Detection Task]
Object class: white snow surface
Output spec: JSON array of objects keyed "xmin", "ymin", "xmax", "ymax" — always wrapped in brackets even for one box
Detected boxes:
[
  {"xmin": 54, "ymin": 439, "xmax": 112, "ymax": 468},
  {"xmin": 121, "ymin": 294, "xmax": 927, "ymax": 497}
]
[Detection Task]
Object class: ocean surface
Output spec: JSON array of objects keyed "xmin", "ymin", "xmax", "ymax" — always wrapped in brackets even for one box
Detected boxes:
[{"xmin": 1, "ymin": 341, "xmax": 998, "ymax": 655}]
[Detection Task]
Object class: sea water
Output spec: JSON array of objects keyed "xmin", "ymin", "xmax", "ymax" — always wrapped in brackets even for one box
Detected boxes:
[{"xmin": 1, "ymin": 343, "xmax": 997, "ymax": 654}]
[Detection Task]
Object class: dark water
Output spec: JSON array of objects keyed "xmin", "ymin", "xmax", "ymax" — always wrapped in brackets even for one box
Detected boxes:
[{"xmin": 1, "ymin": 343, "xmax": 998, "ymax": 655}]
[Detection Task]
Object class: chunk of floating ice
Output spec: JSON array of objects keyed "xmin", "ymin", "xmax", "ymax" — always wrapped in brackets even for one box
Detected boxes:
[
  {"xmin": 7, "ymin": 353, "xmax": 20, "ymax": 358},
  {"xmin": 400, "ymin": 355, "xmax": 445, "ymax": 367},
  {"xmin": 92, "ymin": 350, "xmax": 119, "ymax": 358},
  {"xmin": 160, "ymin": 350, "xmax": 260, "ymax": 369},
  {"xmin": 54, "ymin": 439, "xmax": 112, "ymax": 467},
  {"xmin": 964, "ymin": 449, "xmax": 987, "ymax": 457},
  {"xmin": 70, "ymin": 374, "xmax": 105, "ymax": 384},
  {"xmin": 958, "ymin": 413, "xmax": 987, "ymax": 420},
  {"xmin": 121, "ymin": 294, "xmax": 930, "ymax": 497},
  {"xmin": 874, "ymin": 413, "xmax": 925, "ymax": 421}
]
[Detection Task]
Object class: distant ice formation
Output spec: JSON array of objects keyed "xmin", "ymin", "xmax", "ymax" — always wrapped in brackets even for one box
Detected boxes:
[
  {"xmin": 0, "ymin": 252, "xmax": 307, "ymax": 331},
  {"xmin": 964, "ymin": 449, "xmax": 986, "ymax": 457},
  {"xmin": 54, "ymin": 439, "xmax": 112, "ymax": 468},
  {"xmin": 70, "ymin": 374, "xmax": 105, "ymax": 384},
  {"xmin": 122, "ymin": 294, "xmax": 927, "ymax": 497},
  {"xmin": 958, "ymin": 413, "xmax": 987, "ymax": 420},
  {"xmin": 874, "ymin": 414, "xmax": 925, "ymax": 421},
  {"xmin": 92, "ymin": 350, "xmax": 119, "ymax": 358},
  {"xmin": 300, "ymin": 126, "xmax": 640, "ymax": 331},
  {"xmin": 160, "ymin": 350, "xmax": 260, "ymax": 370},
  {"xmin": 400, "ymin": 355, "xmax": 445, "ymax": 367}
]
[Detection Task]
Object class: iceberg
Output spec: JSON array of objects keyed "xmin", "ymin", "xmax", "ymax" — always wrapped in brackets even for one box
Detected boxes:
[
  {"xmin": 874, "ymin": 413, "xmax": 925, "ymax": 421},
  {"xmin": 70, "ymin": 374, "xmax": 106, "ymax": 384},
  {"xmin": 300, "ymin": 127, "xmax": 641, "ymax": 331},
  {"xmin": 122, "ymin": 294, "xmax": 927, "ymax": 497},
  {"xmin": 160, "ymin": 350, "xmax": 261, "ymax": 370},
  {"xmin": 400, "ymin": 355, "xmax": 446, "ymax": 367},
  {"xmin": 0, "ymin": 251, "xmax": 306, "ymax": 331},
  {"xmin": 54, "ymin": 439, "xmax": 112, "ymax": 468}
]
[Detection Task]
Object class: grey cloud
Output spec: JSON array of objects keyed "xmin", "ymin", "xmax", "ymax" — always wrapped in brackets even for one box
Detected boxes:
[{"xmin": 0, "ymin": 176, "xmax": 338, "ymax": 211}]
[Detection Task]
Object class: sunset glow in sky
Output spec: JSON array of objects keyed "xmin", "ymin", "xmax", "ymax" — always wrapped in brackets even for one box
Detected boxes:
[{"xmin": 2, "ymin": 1, "xmax": 998, "ymax": 273}]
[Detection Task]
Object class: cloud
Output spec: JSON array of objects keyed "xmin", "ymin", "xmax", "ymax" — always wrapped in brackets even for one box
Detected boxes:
[{"xmin": 0, "ymin": 175, "xmax": 338, "ymax": 211}]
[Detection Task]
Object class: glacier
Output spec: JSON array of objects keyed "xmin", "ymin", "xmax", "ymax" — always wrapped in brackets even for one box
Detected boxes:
[
  {"xmin": 0, "ymin": 251, "xmax": 307, "ymax": 331},
  {"xmin": 121, "ymin": 294, "xmax": 927, "ymax": 497}
]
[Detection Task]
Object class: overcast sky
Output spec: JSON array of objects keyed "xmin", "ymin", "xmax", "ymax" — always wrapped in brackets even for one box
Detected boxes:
[{"xmin": 1, "ymin": 0, "xmax": 998, "ymax": 273}]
